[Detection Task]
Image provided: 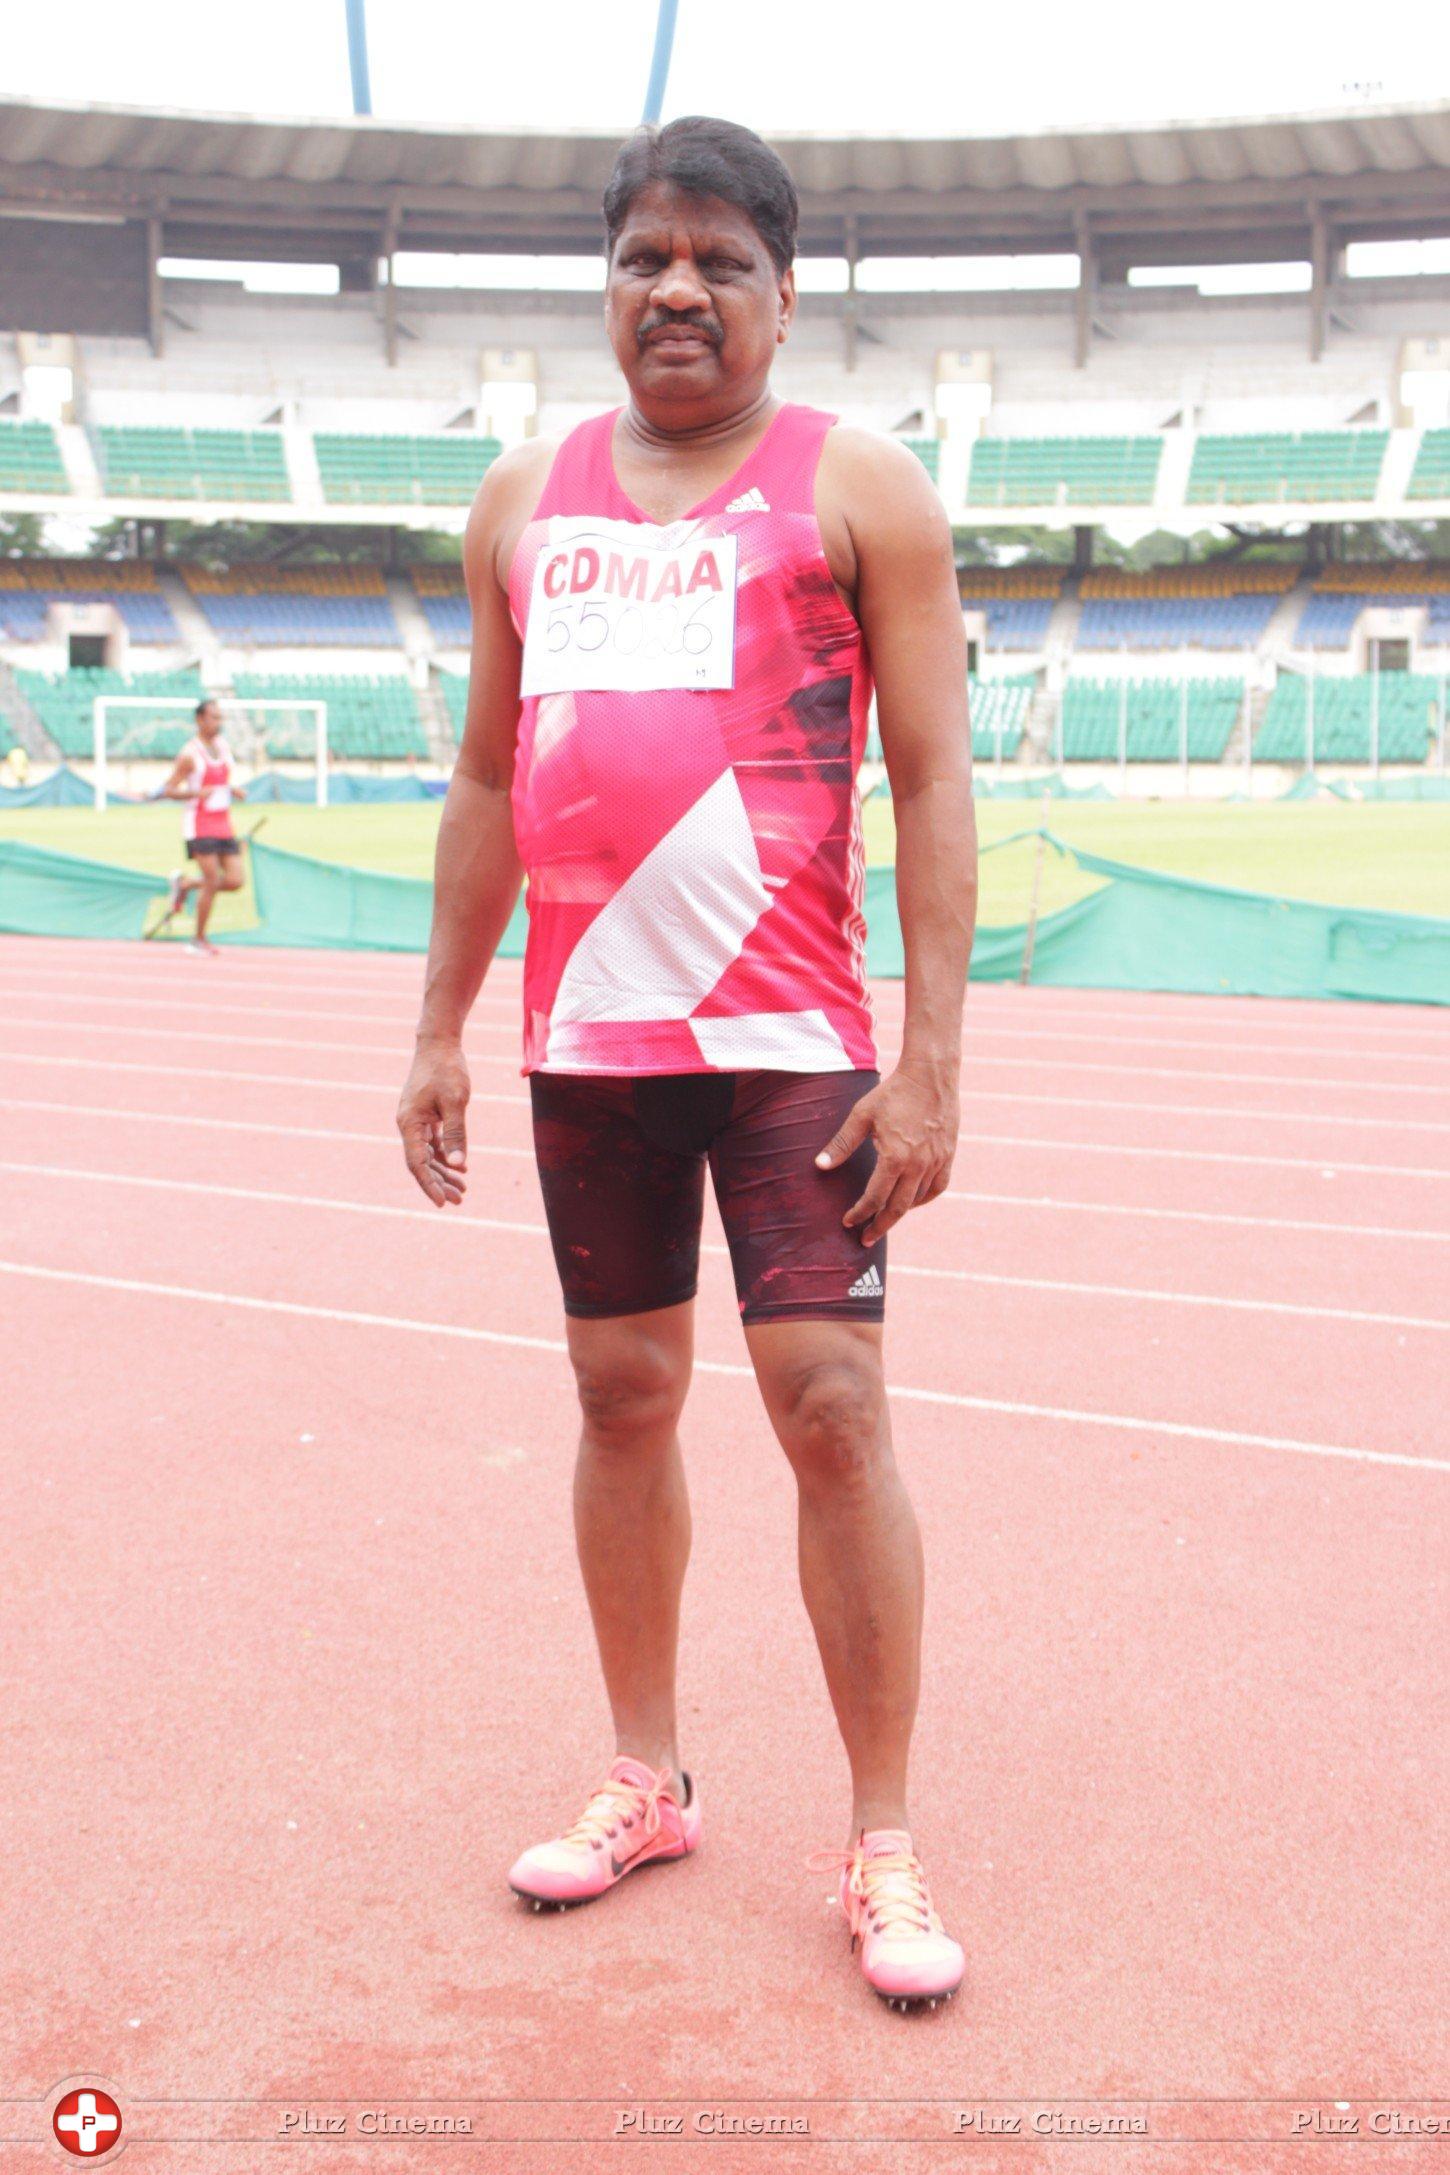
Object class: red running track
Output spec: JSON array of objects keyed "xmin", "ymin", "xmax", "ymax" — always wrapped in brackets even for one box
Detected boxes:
[{"xmin": 1, "ymin": 934, "xmax": 1447, "ymax": 2175}]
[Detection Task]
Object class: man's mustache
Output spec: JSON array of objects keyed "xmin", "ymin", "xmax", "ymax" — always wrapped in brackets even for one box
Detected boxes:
[{"xmin": 637, "ymin": 313, "xmax": 723, "ymax": 347}]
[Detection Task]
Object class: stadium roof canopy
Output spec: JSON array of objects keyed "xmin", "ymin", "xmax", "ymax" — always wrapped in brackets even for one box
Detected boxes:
[{"xmin": 3, "ymin": 94, "xmax": 1450, "ymax": 271}]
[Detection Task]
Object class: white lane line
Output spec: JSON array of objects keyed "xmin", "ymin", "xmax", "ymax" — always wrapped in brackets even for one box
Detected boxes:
[
  {"xmin": 946, "ymin": 1189, "xmax": 1450, "ymax": 1246},
  {"xmin": 1, "ymin": 976, "xmax": 1445, "ymax": 1062},
  {"xmin": 5, "ymin": 1159, "xmax": 1442, "ymax": 1333},
  {"xmin": 0, "ymin": 1093, "xmax": 533, "ymax": 1157},
  {"xmin": 5, "ymin": 1047, "xmax": 1448, "ymax": 1142},
  {"xmin": 3, "ymin": 1100, "xmax": 1445, "ymax": 1244},
  {"xmin": 1, "ymin": 1257, "xmax": 1439, "ymax": 1476},
  {"xmin": 8, "ymin": 1012, "xmax": 1446, "ymax": 1099},
  {"xmin": 1, "ymin": 1073, "xmax": 1445, "ymax": 1181}
]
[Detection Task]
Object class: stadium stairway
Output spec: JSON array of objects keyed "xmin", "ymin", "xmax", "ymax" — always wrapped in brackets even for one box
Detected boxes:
[
  {"xmin": 55, "ymin": 424, "xmax": 103, "ymax": 502},
  {"xmin": 421, "ymin": 682, "xmax": 458, "ymax": 765},
  {"xmin": 0, "ymin": 660, "xmax": 57, "ymax": 763},
  {"xmin": 388, "ymin": 575, "xmax": 436, "ymax": 667},
  {"xmin": 1154, "ymin": 428, "xmax": 1196, "ymax": 510},
  {"xmin": 1377, "ymin": 429, "xmax": 1422, "ymax": 512},
  {"xmin": 1025, "ymin": 684, "xmax": 1058, "ymax": 762},
  {"xmin": 1263, "ymin": 575, "xmax": 1314, "ymax": 654},
  {"xmin": 282, "ymin": 421, "xmax": 326, "ymax": 512},
  {"xmin": 158, "ymin": 572, "xmax": 221, "ymax": 665},
  {"xmin": 1224, "ymin": 689, "xmax": 1260, "ymax": 770},
  {"xmin": 1045, "ymin": 585, "xmax": 1082, "ymax": 662}
]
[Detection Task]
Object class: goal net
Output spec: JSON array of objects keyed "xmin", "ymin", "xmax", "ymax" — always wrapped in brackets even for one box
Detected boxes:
[{"xmin": 91, "ymin": 695, "xmax": 329, "ymax": 809}]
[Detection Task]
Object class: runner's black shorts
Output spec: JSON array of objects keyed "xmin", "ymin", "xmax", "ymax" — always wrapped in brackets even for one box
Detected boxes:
[
  {"xmin": 529, "ymin": 1069, "xmax": 885, "ymax": 1326},
  {"xmin": 187, "ymin": 835, "xmax": 241, "ymax": 859}
]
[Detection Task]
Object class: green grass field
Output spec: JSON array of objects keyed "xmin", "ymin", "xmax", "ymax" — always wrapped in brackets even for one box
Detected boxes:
[{"xmin": 2, "ymin": 795, "xmax": 1448, "ymax": 939}]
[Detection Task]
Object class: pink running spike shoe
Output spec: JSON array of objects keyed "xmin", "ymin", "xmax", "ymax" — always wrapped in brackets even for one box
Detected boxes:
[
  {"xmin": 810, "ymin": 1829, "xmax": 966, "ymax": 2009},
  {"xmin": 508, "ymin": 1757, "xmax": 700, "ymax": 1909}
]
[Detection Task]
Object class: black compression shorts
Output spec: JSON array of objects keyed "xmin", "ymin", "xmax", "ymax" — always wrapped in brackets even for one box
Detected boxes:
[
  {"xmin": 186, "ymin": 835, "xmax": 240, "ymax": 858},
  {"xmin": 529, "ymin": 1069, "xmax": 886, "ymax": 1326}
]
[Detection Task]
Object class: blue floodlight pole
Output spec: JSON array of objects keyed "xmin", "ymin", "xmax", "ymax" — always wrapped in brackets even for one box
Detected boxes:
[
  {"xmin": 642, "ymin": 0, "xmax": 680, "ymax": 124},
  {"xmin": 346, "ymin": 0, "xmax": 373, "ymax": 116}
]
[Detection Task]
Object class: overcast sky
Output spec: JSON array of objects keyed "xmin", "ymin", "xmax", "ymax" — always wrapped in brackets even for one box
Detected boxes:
[{"xmin": 6, "ymin": 0, "xmax": 1448, "ymax": 135}]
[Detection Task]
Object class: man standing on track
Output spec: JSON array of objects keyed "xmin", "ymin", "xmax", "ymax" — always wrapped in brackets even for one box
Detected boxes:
[
  {"xmin": 160, "ymin": 698, "xmax": 247, "ymax": 954},
  {"xmin": 396, "ymin": 117, "xmax": 977, "ymax": 2010}
]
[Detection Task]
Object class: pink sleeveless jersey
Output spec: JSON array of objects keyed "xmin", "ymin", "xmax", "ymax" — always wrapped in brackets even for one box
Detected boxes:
[
  {"xmin": 506, "ymin": 402, "xmax": 876, "ymax": 1076},
  {"xmin": 183, "ymin": 735, "xmax": 234, "ymax": 840}
]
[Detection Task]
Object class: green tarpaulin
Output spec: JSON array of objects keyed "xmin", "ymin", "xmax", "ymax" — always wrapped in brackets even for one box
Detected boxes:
[
  {"xmin": 0, "ymin": 766, "xmax": 97, "ymax": 808},
  {"xmin": 238, "ymin": 837, "xmax": 1447, "ymax": 1007},
  {"xmin": 3, "ymin": 833, "xmax": 1445, "ymax": 1007},
  {"xmin": 245, "ymin": 770, "xmax": 447, "ymax": 804},
  {"xmin": 0, "ymin": 838, "xmax": 166, "ymax": 938},
  {"xmin": 237, "ymin": 838, "xmax": 530, "ymax": 954}
]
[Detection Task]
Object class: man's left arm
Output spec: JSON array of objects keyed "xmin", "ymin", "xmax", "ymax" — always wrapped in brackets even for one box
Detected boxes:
[{"xmin": 816, "ymin": 437, "xmax": 977, "ymax": 1246}]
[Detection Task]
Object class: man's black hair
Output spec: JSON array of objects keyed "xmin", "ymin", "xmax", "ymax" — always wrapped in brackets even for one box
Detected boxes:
[
  {"xmin": 602, "ymin": 117, "xmax": 798, "ymax": 276},
  {"xmin": 195, "ymin": 697, "xmax": 217, "ymax": 719}
]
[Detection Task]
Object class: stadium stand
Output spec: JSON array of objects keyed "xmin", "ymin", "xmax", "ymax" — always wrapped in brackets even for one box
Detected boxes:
[
  {"xmin": 0, "ymin": 560, "xmax": 177, "ymax": 642},
  {"xmin": 1076, "ymin": 564, "xmax": 1297, "ymax": 650},
  {"xmin": 95, "ymin": 426, "xmax": 291, "ymax": 502},
  {"xmin": 1295, "ymin": 563, "xmax": 1450, "ymax": 647},
  {"xmin": 232, "ymin": 672, "xmax": 427, "ymax": 759},
  {"xmin": 968, "ymin": 676, "xmax": 1034, "ymax": 760},
  {"xmin": 314, "ymin": 433, "xmax": 501, "ymax": 506},
  {"xmin": 0, "ymin": 419, "xmax": 68, "ymax": 494},
  {"xmin": 439, "ymin": 670, "xmax": 468, "ymax": 743},
  {"xmin": 15, "ymin": 666, "xmax": 203, "ymax": 757},
  {"xmin": 901, "ymin": 437, "xmax": 940, "ymax": 481},
  {"xmin": 1060, "ymin": 677, "xmax": 1244, "ymax": 761},
  {"xmin": 1406, "ymin": 429, "xmax": 1450, "ymax": 501},
  {"xmin": 958, "ymin": 567, "xmax": 1062, "ymax": 651},
  {"xmin": 1255, "ymin": 673, "xmax": 1439, "ymax": 762},
  {"xmin": 967, "ymin": 437, "xmax": 1162, "ymax": 507},
  {"xmin": 1186, "ymin": 431, "xmax": 1387, "ymax": 505},
  {"xmin": 181, "ymin": 565, "xmax": 400, "ymax": 645},
  {"xmin": 413, "ymin": 567, "xmax": 470, "ymax": 647}
]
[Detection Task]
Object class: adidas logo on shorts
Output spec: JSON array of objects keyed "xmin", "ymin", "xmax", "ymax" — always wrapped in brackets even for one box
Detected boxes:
[
  {"xmin": 725, "ymin": 486, "xmax": 771, "ymax": 514},
  {"xmin": 848, "ymin": 1263, "xmax": 883, "ymax": 1299}
]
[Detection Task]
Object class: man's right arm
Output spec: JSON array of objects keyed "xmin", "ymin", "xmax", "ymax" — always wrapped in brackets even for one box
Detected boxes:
[{"xmin": 395, "ymin": 450, "xmax": 540, "ymax": 1207}]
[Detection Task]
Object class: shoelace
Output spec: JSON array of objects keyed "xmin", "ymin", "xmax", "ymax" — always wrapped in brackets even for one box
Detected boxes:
[
  {"xmin": 562, "ymin": 1772, "xmax": 669, "ymax": 1853},
  {"xmin": 807, "ymin": 1844, "xmax": 937, "ymax": 1939}
]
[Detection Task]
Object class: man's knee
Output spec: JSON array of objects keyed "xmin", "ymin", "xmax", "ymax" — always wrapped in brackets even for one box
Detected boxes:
[
  {"xmin": 572, "ymin": 1338, "xmax": 688, "ymax": 1449},
  {"xmin": 773, "ymin": 1357, "xmax": 887, "ymax": 1486}
]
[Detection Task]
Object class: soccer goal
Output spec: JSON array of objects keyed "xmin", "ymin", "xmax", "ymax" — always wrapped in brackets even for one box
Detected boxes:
[{"xmin": 92, "ymin": 695, "xmax": 329, "ymax": 809}]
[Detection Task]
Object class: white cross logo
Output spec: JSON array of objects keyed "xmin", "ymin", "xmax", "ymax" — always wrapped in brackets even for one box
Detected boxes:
[{"xmin": 55, "ymin": 2092, "xmax": 121, "ymax": 2155}]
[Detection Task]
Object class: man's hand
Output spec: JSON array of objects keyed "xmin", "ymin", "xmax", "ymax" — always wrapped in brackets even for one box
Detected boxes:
[
  {"xmin": 815, "ymin": 1065, "xmax": 959, "ymax": 1247},
  {"xmin": 396, "ymin": 1036, "xmax": 471, "ymax": 1207}
]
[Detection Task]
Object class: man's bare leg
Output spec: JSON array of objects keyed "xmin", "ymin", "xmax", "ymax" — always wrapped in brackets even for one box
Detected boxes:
[
  {"xmin": 566, "ymin": 1301, "xmax": 695, "ymax": 1781},
  {"xmin": 745, "ymin": 1317, "xmax": 922, "ymax": 1834}
]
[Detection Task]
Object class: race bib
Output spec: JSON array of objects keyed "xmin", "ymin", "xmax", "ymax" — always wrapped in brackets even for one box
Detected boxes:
[{"xmin": 521, "ymin": 518, "xmax": 738, "ymax": 697}]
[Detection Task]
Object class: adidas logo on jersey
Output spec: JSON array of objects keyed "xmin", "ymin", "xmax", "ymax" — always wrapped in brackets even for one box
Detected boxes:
[
  {"xmin": 848, "ymin": 1263, "xmax": 883, "ymax": 1299},
  {"xmin": 725, "ymin": 486, "xmax": 771, "ymax": 514}
]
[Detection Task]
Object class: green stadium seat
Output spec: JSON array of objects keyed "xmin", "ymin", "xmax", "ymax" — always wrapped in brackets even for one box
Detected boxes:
[
  {"xmin": 901, "ymin": 437, "xmax": 940, "ymax": 480},
  {"xmin": 0, "ymin": 420, "xmax": 68, "ymax": 494},
  {"xmin": 233, "ymin": 674, "xmax": 427, "ymax": 760},
  {"xmin": 438, "ymin": 672, "xmax": 469, "ymax": 744},
  {"xmin": 1255, "ymin": 674, "xmax": 1435, "ymax": 763},
  {"xmin": 967, "ymin": 436, "xmax": 1162, "ymax": 507},
  {"xmin": 1060, "ymin": 678, "xmax": 1243, "ymax": 761},
  {"xmin": 1187, "ymin": 431, "xmax": 1387, "ymax": 505},
  {"xmin": 1406, "ymin": 429, "xmax": 1450, "ymax": 500},
  {"xmin": 95, "ymin": 425, "xmax": 290, "ymax": 502},
  {"xmin": 313, "ymin": 434, "xmax": 502, "ymax": 506},
  {"xmin": 15, "ymin": 667, "xmax": 204, "ymax": 759}
]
